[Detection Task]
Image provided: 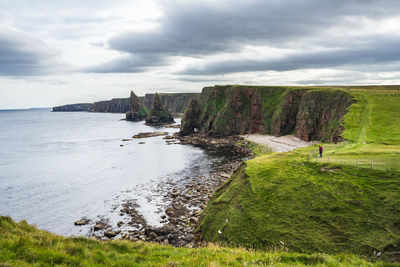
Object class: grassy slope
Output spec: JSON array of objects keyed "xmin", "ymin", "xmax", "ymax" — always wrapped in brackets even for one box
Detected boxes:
[
  {"xmin": 199, "ymin": 87, "xmax": 400, "ymax": 262},
  {"xmin": 0, "ymin": 216, "xmax": 382, "ymax": 267},
  {"xmin": 322, "ymin": 89, "xmax": 400, "ymax": 170}
]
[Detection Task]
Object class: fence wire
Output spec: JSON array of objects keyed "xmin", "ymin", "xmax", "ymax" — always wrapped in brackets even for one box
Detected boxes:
[{"xmin": 308, "ymin": 149, "xmax": 399, "ymax": 171}]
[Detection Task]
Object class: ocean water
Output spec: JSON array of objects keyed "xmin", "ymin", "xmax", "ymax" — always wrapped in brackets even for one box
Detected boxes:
[{"xmin": 0, "ymin": 109, "xmax": 215, "ymax": 236}]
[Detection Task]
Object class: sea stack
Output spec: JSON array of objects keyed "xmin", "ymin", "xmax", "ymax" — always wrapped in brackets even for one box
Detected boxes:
[
  {"xmin": 145, "ymin": 93, "xmax": 174, "ymax": 124},
  {"xmin": 126, "ymin": 91, "xmax": 148, "ymax": 121}
]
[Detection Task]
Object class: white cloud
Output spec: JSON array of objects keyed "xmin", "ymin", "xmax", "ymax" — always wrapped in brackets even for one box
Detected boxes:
[{"xmin": 1, "ymin": 0, "xmax": 400, "ymax": 108}]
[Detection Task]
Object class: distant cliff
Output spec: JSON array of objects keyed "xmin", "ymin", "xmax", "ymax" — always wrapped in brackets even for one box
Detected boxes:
[
  {"xmin": 92, "ymin": 98, "xmax": 130, "ymax": 113},
  {"xmin": 180, "ymin": 85, "xmax": 354, "ymax": 142},
  {"xmin": 141, "ymin": 93, "xmax": 200, "ymax": 113},
  {"xmin": 53, "ymin": 103, "xmax": 93, "ymax": 112},
  {"xmin": 53, "ymin": 93, "xmax": 200, "ymax": 114}
]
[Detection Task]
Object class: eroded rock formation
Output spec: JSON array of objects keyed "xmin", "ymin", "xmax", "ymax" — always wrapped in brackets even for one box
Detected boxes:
[
  {"xmin": 145, "ymin": 93, "xmax": 175, "ymax": 124},
  {"xmin": 126, "ymin": 91, "xmax": 148, "ymax": 121}
]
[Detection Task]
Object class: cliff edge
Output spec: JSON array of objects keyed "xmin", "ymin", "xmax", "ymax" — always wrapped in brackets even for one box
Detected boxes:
[{"xmin": 180, "ymin": 85, "xmax": 354, "ymax": 142}]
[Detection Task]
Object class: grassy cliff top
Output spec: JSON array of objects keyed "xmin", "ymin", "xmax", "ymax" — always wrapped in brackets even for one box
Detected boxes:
[
  {"xmin": 0, "ymin": 216, "xmax": 390, "ymax": 266},
  {"xmin": 199, "ymin": 85, "xmax": 400, "ymax": 261},
  {"xmin": 200, "ymin": 147, "xmax": 400, "ymax": 256}
]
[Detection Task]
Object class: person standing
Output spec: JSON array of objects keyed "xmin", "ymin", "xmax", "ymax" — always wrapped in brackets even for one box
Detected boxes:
[{"xmin": 319, "ymin": 145, "xmax": 323, "ymax": 158}]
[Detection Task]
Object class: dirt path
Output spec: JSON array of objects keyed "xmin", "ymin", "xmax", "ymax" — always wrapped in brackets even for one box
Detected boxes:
[{"xmin": 243, "ymin": 134, "xmax": 317, "ymax": 152}]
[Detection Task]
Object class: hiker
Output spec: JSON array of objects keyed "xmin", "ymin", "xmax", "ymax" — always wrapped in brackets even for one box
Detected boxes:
[{"xmin": 319, "ymin": 145, "xmax": 323, "ymax": 158}]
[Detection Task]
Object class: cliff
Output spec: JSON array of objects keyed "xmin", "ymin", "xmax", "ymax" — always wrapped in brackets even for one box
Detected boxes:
[
  {"xmin": 180, "ymin": 85, "xmax": 354, "ymax": 142},
  {"xmin": 53, "ymin": 103, "xmax": 93, "ymax": 112},
  {"xmin": 91, "ymin": 98, "xmax": 130, "ymax": 113},
  {"xmin": 141, "ymin": 93, "xmax": 200, "ymax": 114},
  {"xmin": 52, "ymin": 93, "xmax": 200, "ymax": 114}
]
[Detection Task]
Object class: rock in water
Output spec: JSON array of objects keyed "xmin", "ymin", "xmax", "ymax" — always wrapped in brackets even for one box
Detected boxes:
[
  {"xmin": 93, "ymin": 223, "xmax": 107, "ymax": 231},
  {"xmin": 145, "ymin": 92, "xmax": 174, "ymax": 124},
  {"xmin": 132, "ymin": 132, "xmax": 168, "ymax": 138},
  {"xmin": 126, "ymin": 91, "xmax": 148, "ymax": 121},
  {"xmin": 74, "ymin": 219, "xmax": 89, "ymax": 226}
]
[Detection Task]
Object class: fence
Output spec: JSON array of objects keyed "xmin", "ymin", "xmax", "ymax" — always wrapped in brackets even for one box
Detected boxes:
[{"xmin": 308, "ymin": 149, "xmax": 399, "ymax": 171}]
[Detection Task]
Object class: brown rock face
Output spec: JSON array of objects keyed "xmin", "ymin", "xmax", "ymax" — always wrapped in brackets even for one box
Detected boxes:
[
  {"xmin": 180, "ymin": 85, "xmax": 355, "ymax": 142},
  {"xmin": 142, "ymin": 93, "xmax": 200, "ymax": 113},
  {"xmin": 295, "ymin": 90, "xmax": 354, "ymax": 142},
  {"xmin": 126, "ymin": 91, "xmax": 148, "ymax": 121},
  {"xmin": 180, "ymin": 99, "xmax": 202, "ymax": 135},
  {"xmin": 270, "ymin": 90, "xmax": 306, "ymax": 136},
  {"xmin": 92, "ymin": 98, "xmax": 130, "ymax": 113},
  {"xmin": 152, "ymin": 92, "xmax": 163, "ymax": 110}
]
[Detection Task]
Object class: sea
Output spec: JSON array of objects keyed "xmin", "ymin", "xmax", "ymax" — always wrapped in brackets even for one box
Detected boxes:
[{"xmin": 0, "ymin": 109, "xmax": 219, "ymax": 236}]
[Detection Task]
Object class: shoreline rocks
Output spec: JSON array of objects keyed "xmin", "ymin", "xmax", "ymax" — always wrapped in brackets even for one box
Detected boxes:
[
  {"xmin": 74, "ymin": 219, "xmax": 89, "ymax": 226},
  {"xmin": 132, "ymin": 132, "xmax": 168, "ymax": 138},
  {"xmin": 80, "ymin": 133, "xmax": 253, "ymax": 246}
]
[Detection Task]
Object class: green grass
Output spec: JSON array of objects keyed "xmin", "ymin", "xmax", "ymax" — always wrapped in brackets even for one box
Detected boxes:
[
  {"xmin": 310, "ymin": 143, "xmax": 400, "ymax": 171},
  {"xmin": 3, "ymin": 85, "xmax": 400, "ymax": 266},
  {"xmin": 199, "ymin": 86, "xmax": 400, "ymax": 263},
  {"xmin": 343, "ymin": 91, "xmax": 400, "ymax": 145},
  {"xmin": 199, "ymin": 148, "xmax": 400, "ymax": 261},
  {"xmin": 322, "ymin": 88, "xmax": 400, "ymax": 170},
  {"xmin": 0, "ymin": 216, "xmax": 387, "ymax": 267},
  {"xmin": 238, "ymin": 140, "xmax": 272, "ymax": 156}
]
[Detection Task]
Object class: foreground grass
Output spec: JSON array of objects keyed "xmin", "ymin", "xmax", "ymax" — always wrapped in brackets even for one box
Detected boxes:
[{"xmin": 0, "ymin": 216, "xmax": 387, "ymax": 266}]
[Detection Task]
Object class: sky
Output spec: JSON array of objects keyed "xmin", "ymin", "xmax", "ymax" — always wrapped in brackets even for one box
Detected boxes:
[{"xmin": 1, "ymin": 0, "xmax": 400, "ymax": 109}]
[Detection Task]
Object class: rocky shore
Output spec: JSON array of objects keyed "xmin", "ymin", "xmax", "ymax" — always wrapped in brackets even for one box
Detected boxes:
[{"xmin": 77, "ymin": 133, "xmax": 253, "ymax": 247}]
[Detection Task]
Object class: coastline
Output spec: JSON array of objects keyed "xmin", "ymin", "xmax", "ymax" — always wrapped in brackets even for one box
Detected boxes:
[{"xmin": 80, "ymin": 133, "xmax": 253, "ymax": 247}]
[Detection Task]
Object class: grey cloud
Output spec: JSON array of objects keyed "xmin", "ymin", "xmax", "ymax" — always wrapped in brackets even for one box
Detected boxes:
[
  {"xmin": 109, "ymin": 0, "xmax": 400, "ymax": 56},
  {"xmin": 179, "ymin": 36, "xmax": 400, "ymax": 75},
  {"xmin": 83, "ymin": 54, "xmax": 168, "ymax": 73},
  {"xmin": 0, "ymin": 27, "xmax": 64, "ymax": 76},
  {"xmin": 89, "ymin": 0, "xmax": 400, "ymax": 75}
]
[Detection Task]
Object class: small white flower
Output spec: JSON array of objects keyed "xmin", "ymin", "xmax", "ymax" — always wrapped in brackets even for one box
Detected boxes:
[
  {"xmin": 218, "ymin": 230, "xmax": 222, "ymax": 234},
  {"xmin": 377, "ymin": 251, "xmax": 382, "ymax": 257},
  {"xmin": 280, "ymin": 241, "xmax": 285, "ymax": 245}
]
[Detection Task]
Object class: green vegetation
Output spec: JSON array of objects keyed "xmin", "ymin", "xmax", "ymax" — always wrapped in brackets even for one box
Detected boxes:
[
  {"xmin": 343, "ymin": 91, "xmax": 400, "ymax": 145},
  {"xmin": 320, "ymin": 88, "xmax": 400, "ymax": 170},
  {"xmin": 238, "ymin": 140, "xmax": 272, "ymax": 156},
  {"xmin": 4, "ymin": 85, "xmax": 400, "ymax": 266},
  {"xmin": 0, "ymin": 216, "xmax": 390, "ymax": 266},
  {"xmin": 199, "ymin": 86, "xmax": 400, "ymax": 263},
  {"xmin": 200, "ymin": 149, "xmax": 400, "ymax": 258}
]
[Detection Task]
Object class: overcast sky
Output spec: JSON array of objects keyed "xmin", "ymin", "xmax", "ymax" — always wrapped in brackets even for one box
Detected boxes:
[{"xmin": 1, "ymin": 0, "xmax": 400, "ymax": 108}]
